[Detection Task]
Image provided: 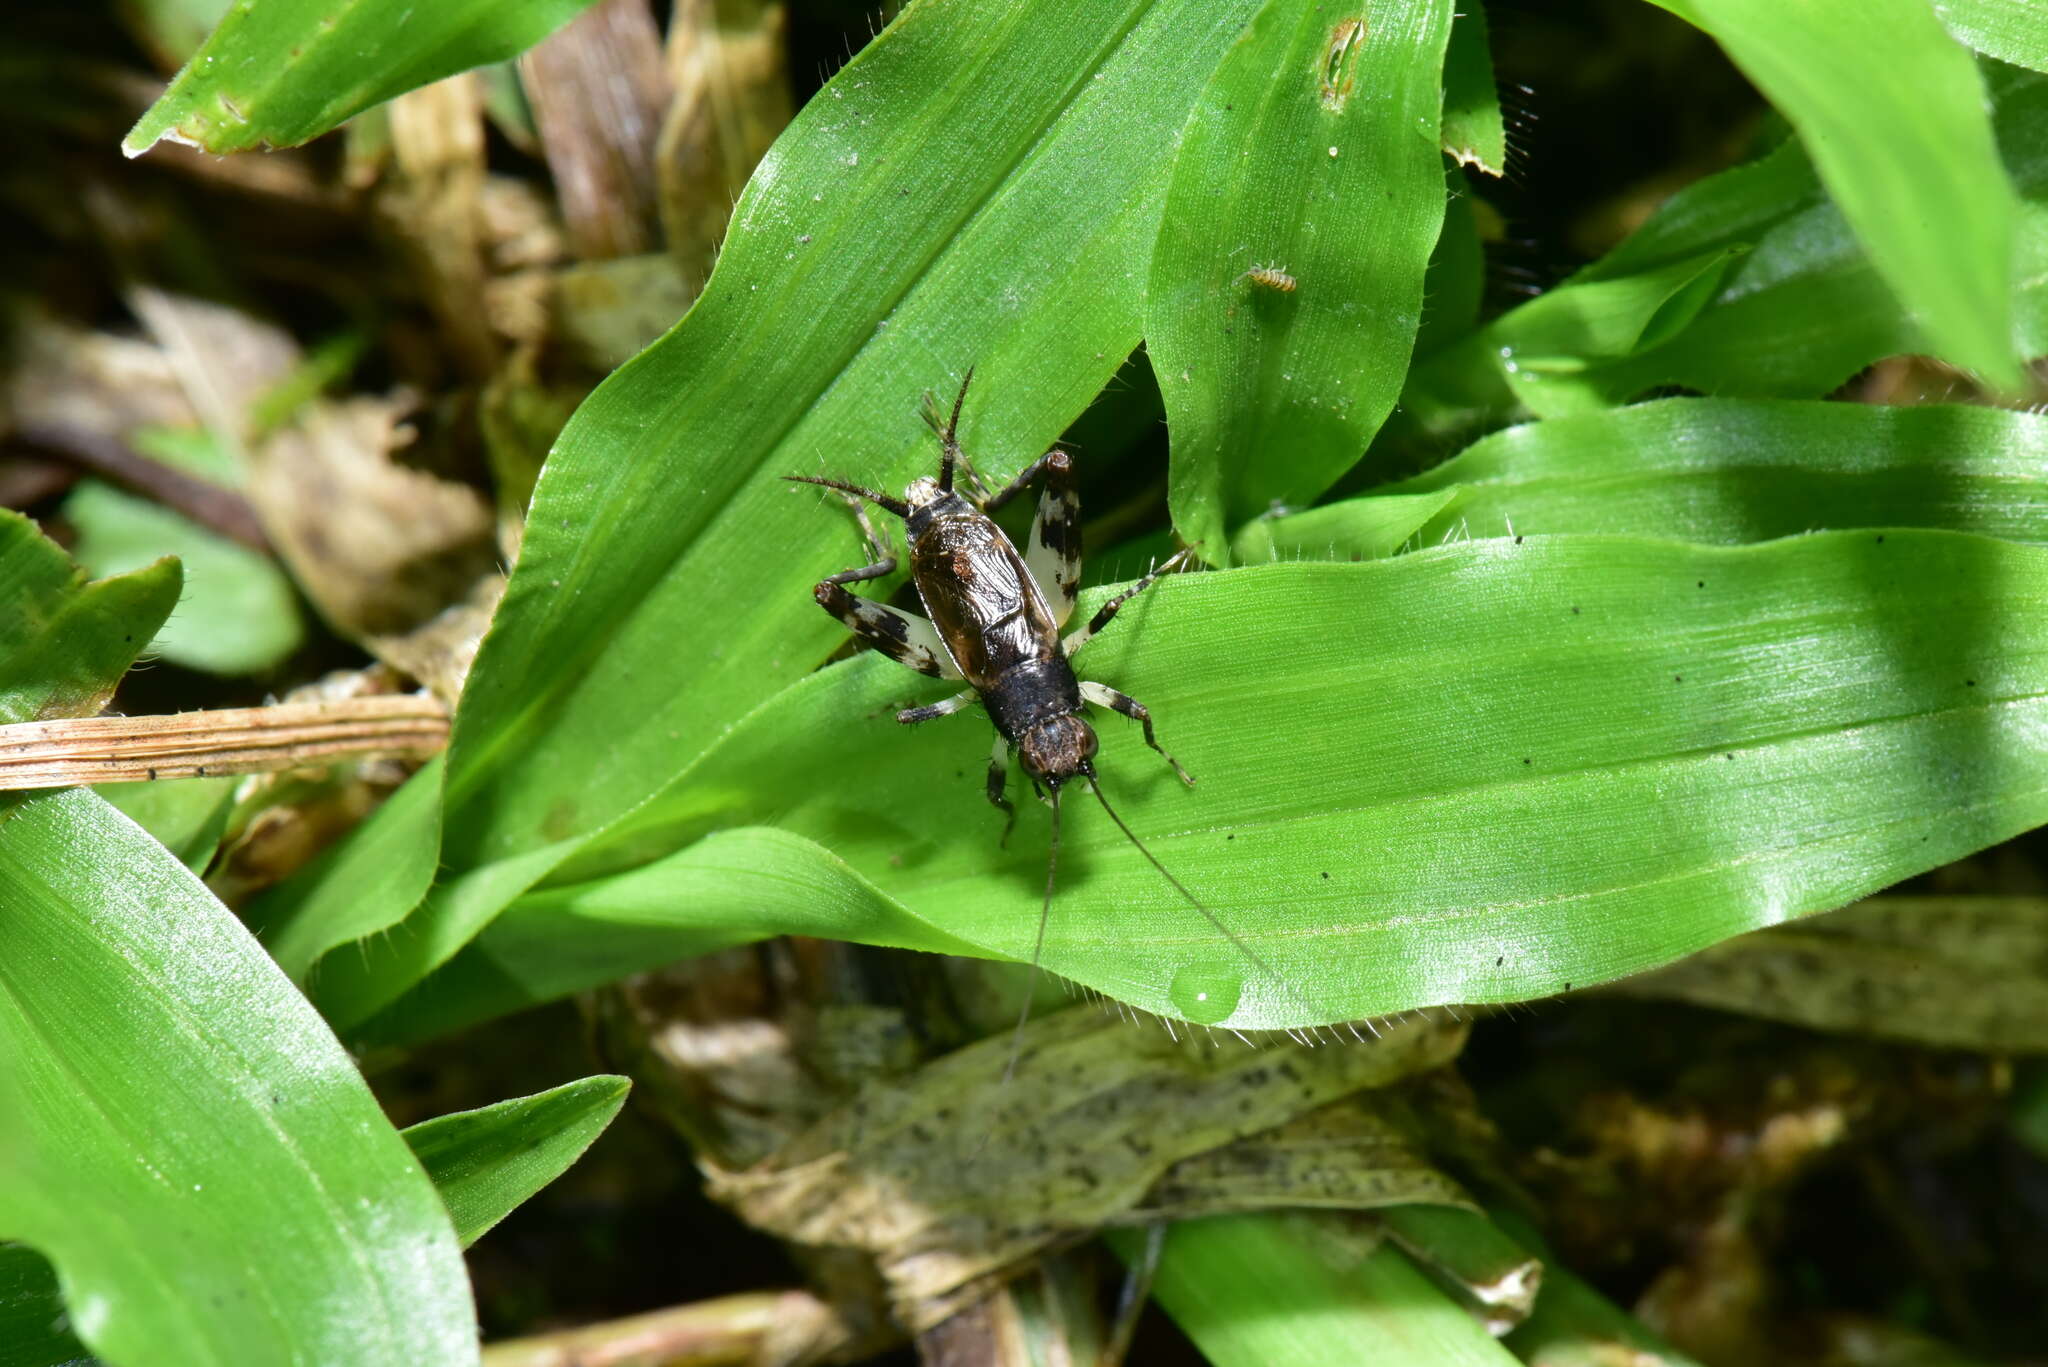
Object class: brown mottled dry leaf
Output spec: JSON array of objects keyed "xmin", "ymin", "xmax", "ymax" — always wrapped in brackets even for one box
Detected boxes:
[
  {"xmin": 522, "ymin": 0, "xmax": 672, "ymax": 260},
  {"xmin": 705, "ymin": 1005, "xmax": 1468, "ymax": 1332},
  {"xmin": 1133, "ymin": 1095, "xmax": 1471, "ymax": 1221},
  {"xmin": 379, "ymin": 74, "xmax": 499, "ymax": 381},
  {"xmin": 657, "ymin": 0, "xmax": 793, "ymax": 285},
  {"xmin": 1609, "ymin": 896, "xmax": 2048, "ymax": 1052},
  {"xmin": 249, "ymin": 394, "xmax": 501, "ymax": 704}
]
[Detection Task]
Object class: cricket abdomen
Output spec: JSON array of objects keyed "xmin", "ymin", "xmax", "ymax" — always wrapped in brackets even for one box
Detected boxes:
[{"xmin": 982, "ymin": 655, "xmax": 1084, "ymax": 745}]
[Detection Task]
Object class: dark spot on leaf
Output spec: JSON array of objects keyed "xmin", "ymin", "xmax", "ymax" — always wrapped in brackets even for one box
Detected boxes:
[
  {"xmin": 1967, "ymin": 679, "xmax": 1977, "ymax": 687},
  {"xmin": 1674, "ymin": 675, "xmax": 1683, "ymax": 683},
  {"xmin": 1320, "ymin": 872, "xmax": 1330, "ymax": 879},
  {"xmin": 1571, "ymin": 605, "xmax": 1580, "ymax": 615},
  {"xmin": 1522, "ymin": 757, "xmax": 1531, "ymax": 765},
  {"xmin": 1514, "ymin": 534, "xmax": 1524, "ymax": 544},
  {"xmin": 1696, "ymin": 580, "xmax": 1705, "ymax": 588},
  {"xmin": 1876, "ymin": 534, "xmax": 1885, "ymax": 543},
  {"xmin": 1495, "ymin": 955, "xmax": 1504, "ymax": 967}
]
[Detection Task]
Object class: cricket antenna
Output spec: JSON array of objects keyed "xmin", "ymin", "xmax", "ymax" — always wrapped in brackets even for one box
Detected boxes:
[
  {"xmin": 998, "ymin": 783, "xmax": 1058, "ymax": 1088},
  {"xmin": 925, "ymin": 366, "xmax": 975, "ymax": 492},
  {"xmin": 1085, "ymin": 774, "xmax": 1281, "ymax": 985}
]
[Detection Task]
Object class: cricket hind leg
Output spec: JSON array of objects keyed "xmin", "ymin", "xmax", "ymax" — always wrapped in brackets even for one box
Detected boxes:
[
  {"xmin": 1062, "ymin": 544, "xmax": 1200, "ymax": 656},
  {"xmin": 815, "ymin": 583, "xmax": 960, "ymax": 678},
  {"xmin": 985, "ymin": 448, "xmax": 1082, "ymax": 629},
  {"xmin": 1079, "ymin": 680, "xmax": 1194, "ymax": 786},
  {"xmin": 986, "ymin": 733, "xmax": 1018, "ymax": 846}
]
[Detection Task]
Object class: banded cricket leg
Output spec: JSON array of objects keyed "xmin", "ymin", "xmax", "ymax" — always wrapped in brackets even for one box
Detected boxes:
[
  {"xmin": 986, "ymin": 448, "xmax": 1082, "ymax": 628},
  {"xmin": 810, "ymin": 498, "xmax": 960, "ymax": 679},
  {"xmin": 896, "ymin": 690, "xmax": 976, "ymax": 725},
  {"xmin": 1061, "ymin": 544, "xmax": 1200, "ymax": 656},
  {"xmin": 1079, "ymin": 680, "xmax": 1194, "ymax": 786}
]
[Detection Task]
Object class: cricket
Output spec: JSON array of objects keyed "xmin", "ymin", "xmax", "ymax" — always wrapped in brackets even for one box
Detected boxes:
[{"xmin": 785, "ymin": 370, "xmax": 1275, "ymax": 1060}]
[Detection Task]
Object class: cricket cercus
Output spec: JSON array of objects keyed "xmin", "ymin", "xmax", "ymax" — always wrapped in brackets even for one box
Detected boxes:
[{"xmin": 785, "ymin": 371, "xmax": 1276, "ymax": 1060}]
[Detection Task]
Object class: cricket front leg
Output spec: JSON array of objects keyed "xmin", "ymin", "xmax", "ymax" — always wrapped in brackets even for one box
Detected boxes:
[
  {"xmin": 986, "ymin": 734, "xmax": 1018, "ymax": 847},
  {"xmin": 1079, "ymin": 680, "xmax": 1194, "ymax": 786}
]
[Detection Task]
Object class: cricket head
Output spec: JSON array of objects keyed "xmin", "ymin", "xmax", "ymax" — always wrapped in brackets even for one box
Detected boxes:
[{"xmin": 1018, "ymin": 714, "xmax": 1097, "ymax": 790}]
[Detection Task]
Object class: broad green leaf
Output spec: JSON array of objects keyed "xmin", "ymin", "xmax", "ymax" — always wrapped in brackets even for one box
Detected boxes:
[
  {"xmin": 1652, "ymin": 0, "xmax": 2021, "ymax": 387},
  {"xmin": 1409, "ymin": 61, "xmax": 2048, "ymax": 421},
  {"xmin": 96, "ymin": 775, "xmax": 238, "ymax": 874},
  {"xmin": 1937, "ymin": 1, "xmax": 2048, "ymax": 78},
  {"xmin": 65, "ymin": 483, "xmax": 303, "ymax": 676},
  {"xmin": 1374, "ymin": 399, "xmax": 2048, "ymax": 550},
  {"xmin": 326, "ymin": 0, "xmax": 1267, "ymax": 1021},
  {"xmin": 0, "ymin": 510, "xmax": 180, "ymax": 727},
  {"xmin": 1440, "ymin": 2, "xmax": 1506, "ymax": 177},
  {"xmin": 400, "ymin": 1076, "xmax": 629, "ymax": 1248},
  {"xmin": 0, "ymin": 1075, "xmax": 629, "ymax": 1365},
  {"xmin": 1118, "ymin": 1215, "xmax": 1518, "ymax": 1367},
  {"xmin": 124, "ymin": 0, "xmax": 599, "ymax": 156},
  {"xmin": 371, "ymin": 530, "xmax": 2048, "ymax": 1037},
  {"xmin": 0, "ymin": 789, "xmax": 477, "ymax": 1367},
  {"xmin": 1150, "ymin": 0, "xmax": 1455, "ymax": 554},
  {"xmin": 0, "ymin": 1242, "xmax": 91, "ymax": 1367}
]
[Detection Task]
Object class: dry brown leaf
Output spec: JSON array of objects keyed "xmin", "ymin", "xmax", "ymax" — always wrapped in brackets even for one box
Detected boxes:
[
  {"xmin": 249, "ymin": 393, "xmax": 501, "ymax": 703},
  {"xmin": 658, "ymin": 0, "xmax": 792, "ymax": 285},
  {"xmin": 522, "ymin": 0, "xmax": 672, "ymax": 261}
]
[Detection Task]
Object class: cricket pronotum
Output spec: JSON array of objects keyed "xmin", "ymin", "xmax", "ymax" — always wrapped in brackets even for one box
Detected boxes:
[{"xmin": 785, "ymin": 371, "xmax": 1276, "ymax": 1072}]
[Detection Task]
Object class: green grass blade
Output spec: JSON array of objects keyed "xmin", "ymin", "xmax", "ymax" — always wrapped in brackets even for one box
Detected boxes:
[
  {"xmin": 1936, "ymin": 0, "xmax": 2048, "ymax": 75},
  {"xmin": 1441, "ymin": 2, "xmax": 1507, "ymax": 176},
  {"xmin": 124, "ymin": 0, "xmax": 598, "ymax": 156},
  {"xmin": 1376, "ymin": 399, "xmax": 2048, "ymax": 549},
  {"xmin": 1652, "ymin": 0, "xmax": 2022, "ymax": 388},
  {"xmin": 1410, "ymin": 62, "xmax": 2048, "ymax": 417},
  {"xmin": 401, "ymin": 1076, "xmax": 630, "ymax": 1248},
  {"xmin": 1492, "ymin": 1210, "xmax": 1705, "ymax": 1367},
  {"xmin": 1120, "ymin": 1214, "xmax": 1519, "ymax": 1367},
  {"xmin": 0, "ymin": 509, "xmax": 179, "ymax": 726},
  {"xmin": 371, "ymin": 529, "xmax": 2048, "ymax": 1036},
  {"xmin": 0, "ymin": 790, "xmax": 477, "ymax": 1367},
  {"xmin": 95, "ymin": 775, "xmax": 237, "ymax": 873},
  {"xmin": 248, "ymin": 755, "xmax": 445, "ymax": 984},
  {"xmin": 1149, "ymin": 0, "xmax": 1454, "ymax": 553}
]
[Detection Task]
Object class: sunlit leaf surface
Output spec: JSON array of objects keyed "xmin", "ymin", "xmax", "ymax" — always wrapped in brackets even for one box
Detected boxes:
[
  {"xmin": 1150, "ymin": 0, "xmax": 1454, "ymax": 553},
  {"xmin": 1653, "ymin": 0, "xmax": 2022, "ymax": 386},
  {"xmin": 367, "ymin": 528, "xmax": 2048, "ymax": 1037},
  {"xmin": 0, "ymin": 790, "xmax": 477, "ymax": 1367},
  {"xmin": 0, "ymin": 510, "xmax": 178, "ymax": 727},
  {"xmin": 125, "ymin": 0, "xmax": 598, "ymax": 155}
]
